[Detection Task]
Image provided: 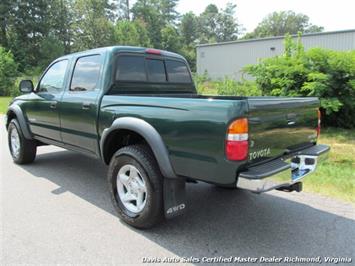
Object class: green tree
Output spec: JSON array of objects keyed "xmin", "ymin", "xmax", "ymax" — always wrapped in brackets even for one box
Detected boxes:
[
  {"xmin": 134, "ymin": 20, "xmax": 152, "ymax": 47},
  {"xmin": 38, "ymin": 35, "xmax": 65, "ymax": 68},
  {"xmin": 161, "ymin": 25, "xmax": 181, "ymax": 52},
  {"xmin": 215, "ymin": 3, "xmax": 240, "ymax": 42},
  {"xmin": 180, "ymin": 12, "xmax": 198, "ymax": 46},
  {"xmin": 72, "ymin": 0, "xmax": 115, "ymax": 51},
  {"xmin": 3, "ymin": 0, "xmax": 70, "ymax": 70},
  {"xmin": 197, "ymin": 3, "xmax": 240, "ymax": 43},
  {"xmin": 159, "ymin": 0, "xmax": 179, "ymax": 24},
  {"xmin": 131, "ymin": 0, "xmax": 165, "ymax": 48},
  {"xmin": 50, "ymin": 0, "xmax": 73, "ymax": 54},
  {"xmin": 197, "ymin": 4, "xmax": 219, "ymax": 43},
  {"xmin": 0, "ymin": 46, "xmax": 17, "ymax": 96},
  {"xmin": 0, "ymin": 0, "xmax": 13, "ymax": 49},
  {"xmin": 8, "ymin": 0, "xmax": 53, "ymax": 69},
  {"xmin": 114, "ymin": 20, "xmax": 151, "ymax": 47},
  {"xmin": 244, "ymin": 10, "xmax": 323, "ymax": 39}
]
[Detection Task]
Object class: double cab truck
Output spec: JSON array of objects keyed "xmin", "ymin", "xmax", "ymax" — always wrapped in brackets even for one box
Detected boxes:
[{"xmin": 6, "ymin": 46, "xmax": 330, "ymax": 228}]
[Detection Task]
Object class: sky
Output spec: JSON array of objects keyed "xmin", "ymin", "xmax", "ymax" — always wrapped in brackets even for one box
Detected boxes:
[{"xmin": 176, "ymin": 0, "xmax": 355, "ymax": 33}]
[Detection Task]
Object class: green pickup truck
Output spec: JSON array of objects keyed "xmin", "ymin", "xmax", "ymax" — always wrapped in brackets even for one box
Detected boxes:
[{"xmin": 6, "ymin": 46, "xmax": 330, "ymax": 228}]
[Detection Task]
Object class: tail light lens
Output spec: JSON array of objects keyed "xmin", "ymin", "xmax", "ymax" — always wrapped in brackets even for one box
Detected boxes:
[
  {"xmin": 317, "ymin": 109, "xmax": 321, "ymax": 137},
  {"xmin": 226, "ymin": 118, "xmax": 248, "ymax": 161}
]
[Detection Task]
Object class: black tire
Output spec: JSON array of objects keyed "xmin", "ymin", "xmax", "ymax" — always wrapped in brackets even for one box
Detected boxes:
[
  {"xmin": 107, "ymin": 145, "xmax": 164, "ymax": 229},
  {"xmin": 8, "ymin": 119, "xmax": 37, "ymax": 164}
]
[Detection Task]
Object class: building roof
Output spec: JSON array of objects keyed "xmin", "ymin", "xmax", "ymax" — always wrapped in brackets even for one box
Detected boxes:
[{"xmin": 196, "ymin": 29, "xmax": 355, "ymax": 48}]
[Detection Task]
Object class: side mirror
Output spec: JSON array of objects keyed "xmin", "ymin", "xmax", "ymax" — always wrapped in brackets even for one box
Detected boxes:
[{"xmin": 19, "ymin": 80, "xmax": 34, "ymax": 93}]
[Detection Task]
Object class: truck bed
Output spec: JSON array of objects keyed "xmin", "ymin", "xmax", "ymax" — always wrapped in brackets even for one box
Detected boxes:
[{"xmin": 99, "ymin": 94, "xmax": 319, "ymax": 185}]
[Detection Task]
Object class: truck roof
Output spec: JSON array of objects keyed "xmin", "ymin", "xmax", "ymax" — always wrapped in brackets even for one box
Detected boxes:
[{"xmin": 56, "ymin": 46, "xmax": 186, "ymax": 61}]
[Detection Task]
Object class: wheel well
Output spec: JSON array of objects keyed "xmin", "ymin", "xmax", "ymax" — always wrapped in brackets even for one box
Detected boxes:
[
  {"xmin": 6, "ymin": 111, "xmax": 16, "ymax": 129},
  {"xmin": 103, "ymin": 129, "xmax": 149, "ymax": 164}
]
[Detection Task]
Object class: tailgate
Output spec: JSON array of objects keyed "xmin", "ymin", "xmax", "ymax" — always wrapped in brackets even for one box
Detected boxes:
[{"xmin": 247, "ymin": 97, "xmax": 319, "ymax": 162}]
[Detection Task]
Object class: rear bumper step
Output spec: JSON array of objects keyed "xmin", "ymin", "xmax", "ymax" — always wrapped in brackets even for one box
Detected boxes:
[{"xmin": 237, "ymin": 144, "xmax": 330, "ymax": 193}]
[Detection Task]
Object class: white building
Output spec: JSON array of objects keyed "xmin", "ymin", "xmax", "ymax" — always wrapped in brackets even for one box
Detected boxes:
[{"xmin": 196, "ymin": 29, "xmax": 355, "ymax": 80}]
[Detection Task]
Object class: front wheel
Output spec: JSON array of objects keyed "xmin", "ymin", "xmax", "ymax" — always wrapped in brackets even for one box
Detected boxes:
[
  {"xmin": 107, "ymin": 145, "xmax": 164, "ymax": 229},
  {"xmin": 8, "ymin": 119, "xmax": 37, "ymax": 164}
]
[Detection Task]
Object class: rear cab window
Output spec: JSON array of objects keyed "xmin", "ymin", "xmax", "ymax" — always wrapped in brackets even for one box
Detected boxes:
[
  {"xmin": 71, "ymin": 54, "xmax": 102, "ymax": 92},
  {"xmin": 112, "ymin": 53, "xmax": 194, "ymax": 94},
  {"xmin": 166, "ymin": 60, "xmax": 191, "ymax": 83},
  {"xmin": 146, "ymin": 59, "xmax": 166, "ymax": 83},
  {"xmin": 115, "ymin": 56, "xmax": 146, "ymax": 82}
]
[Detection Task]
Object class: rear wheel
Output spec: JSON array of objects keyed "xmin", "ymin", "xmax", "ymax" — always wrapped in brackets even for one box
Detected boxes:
[
  {"xmin": 7, "ymin": 119, "xmax": 37, "ymax": 164},
  {"xmin": 107, "ymin": 145, "xmax": 164, "ymax": 229}
]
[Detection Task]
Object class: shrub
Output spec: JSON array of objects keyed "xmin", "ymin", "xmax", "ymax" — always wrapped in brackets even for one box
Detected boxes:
[
  {"xmin": 193, "ymin": 72, "xmax": 212, "ymax": 94},
  {"xmin": 0, "ymin": 47, "xmax": 18, "ymax": 96},
  {"xmin": 244, "ymin": 34, "xmax": 355, "ymax": 128},
  {"xmin": 8, "ymin": 66, "xmax": 41, "ymax": 97},
  {"xmin": 193, "ymin": 73, "xmax": 262, "ymax": 96},
  {"xmin": 215, "ymin": 77, "xmax": 262, "ymax": 96}
]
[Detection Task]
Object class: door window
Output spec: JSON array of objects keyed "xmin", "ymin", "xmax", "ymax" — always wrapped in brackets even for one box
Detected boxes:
[
  {"xmin": 38, "ymin": 60, "xmax": 68, "ymax": 93},
  {"xmin": 70, "ymin": 55, "xmax": 102, "ymax": 92}
]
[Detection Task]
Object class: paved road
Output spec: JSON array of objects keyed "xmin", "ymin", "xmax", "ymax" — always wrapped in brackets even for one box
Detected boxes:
[{"xmin": 1, "ymin": 117, "xmax": 354, "ymax": 265}]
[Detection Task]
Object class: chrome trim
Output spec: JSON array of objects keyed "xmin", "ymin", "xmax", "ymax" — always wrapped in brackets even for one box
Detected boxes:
[
  {"xmin": 237, "ymin": 145, "xmax": 329, "ymax": 193},
  {"xmin": 237, "ymin": 168, "xmax": 291, "ymax": 193}
]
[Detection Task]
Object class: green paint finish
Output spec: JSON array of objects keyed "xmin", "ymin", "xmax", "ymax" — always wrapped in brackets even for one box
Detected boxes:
[
  {"xmin": 247, "ymin": 97, "xmax": 319, "ymax": 162},
  {"xmin": 7, "ymin": 46, "xmax": 321, "ymax": 185},
  {"xmin": 99, "ymin": 95, "xmax": 249, "ymax": 183}
]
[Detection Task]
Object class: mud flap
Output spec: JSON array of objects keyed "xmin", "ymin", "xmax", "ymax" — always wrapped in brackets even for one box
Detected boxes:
[{"xmin": 163, "ymin": 178, "xmax": 186, "ymax": 219}]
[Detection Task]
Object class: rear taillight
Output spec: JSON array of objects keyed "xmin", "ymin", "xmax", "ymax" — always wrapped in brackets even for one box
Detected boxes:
[
  {"xmin": 226, "ymin": 118, "xmax": 248, "ymax": 161},
  {"xmin": 317, "ymin": 109, "xmax": 321, "ymax": 137}
]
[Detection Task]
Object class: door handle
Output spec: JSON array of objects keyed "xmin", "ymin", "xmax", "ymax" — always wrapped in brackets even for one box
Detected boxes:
[
  {"xmin": 50, "ymin": 101, "xmax": 57, "ymax": 109},
  {"xmin": 82, "ymin": 102, "xmax": 91, "ymax": 110}
]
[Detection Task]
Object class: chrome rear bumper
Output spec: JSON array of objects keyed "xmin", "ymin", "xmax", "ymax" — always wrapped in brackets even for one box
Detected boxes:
[{"xmin": 237, "ymin": 144, "xmax": 330, "ymax": 193}]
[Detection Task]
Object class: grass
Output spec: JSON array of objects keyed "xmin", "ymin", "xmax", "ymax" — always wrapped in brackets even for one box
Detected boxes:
[
  {"xmin": 0, "ymin": 96, "xmax": 12, "ymax": 114},
  {"xmin": 303, "ymin": 128, "xmax": 355, "ymax": 203},
  {"xmin": 0, "ymin": 96, "xmax": 353, "ymax": 202}
]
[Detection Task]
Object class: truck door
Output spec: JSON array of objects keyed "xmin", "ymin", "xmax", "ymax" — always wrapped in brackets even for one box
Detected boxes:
[
  {"xmin": 59, "ymin": 54, "xmax": 103, "ymax": 156},
  {"xmin": 25, "ymin": 59, "xmax": 69, "ymax": 141}
]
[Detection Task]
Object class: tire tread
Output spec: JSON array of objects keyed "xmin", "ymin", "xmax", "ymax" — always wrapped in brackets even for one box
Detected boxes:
[
  {"xmin": 8, "ymin": 119, "xmax": 36, "ymax": 164},
  {"xmin": 108, "ymin": 144, "xmax": 164, "ymax": 229}
]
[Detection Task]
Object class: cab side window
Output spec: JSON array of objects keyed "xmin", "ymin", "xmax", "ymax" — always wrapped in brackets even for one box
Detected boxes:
[
  {"xmin": 70, "ymin": 55, "xmax": 102, "ymax": 92},
  {"xmin": 38, "ymin": 60, "xmax": 68, "ymax": 94}
]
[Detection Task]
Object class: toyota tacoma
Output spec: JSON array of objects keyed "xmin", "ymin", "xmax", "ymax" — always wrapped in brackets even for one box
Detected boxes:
[{"xmin": 5, "ymin": 46, "xmax": 330, "ymax": 228}]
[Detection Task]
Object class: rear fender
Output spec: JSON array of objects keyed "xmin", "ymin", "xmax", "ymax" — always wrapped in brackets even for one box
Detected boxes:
[{"xmin": 100, "ymin": 117, "xmax": 177, "ymax": 179}]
